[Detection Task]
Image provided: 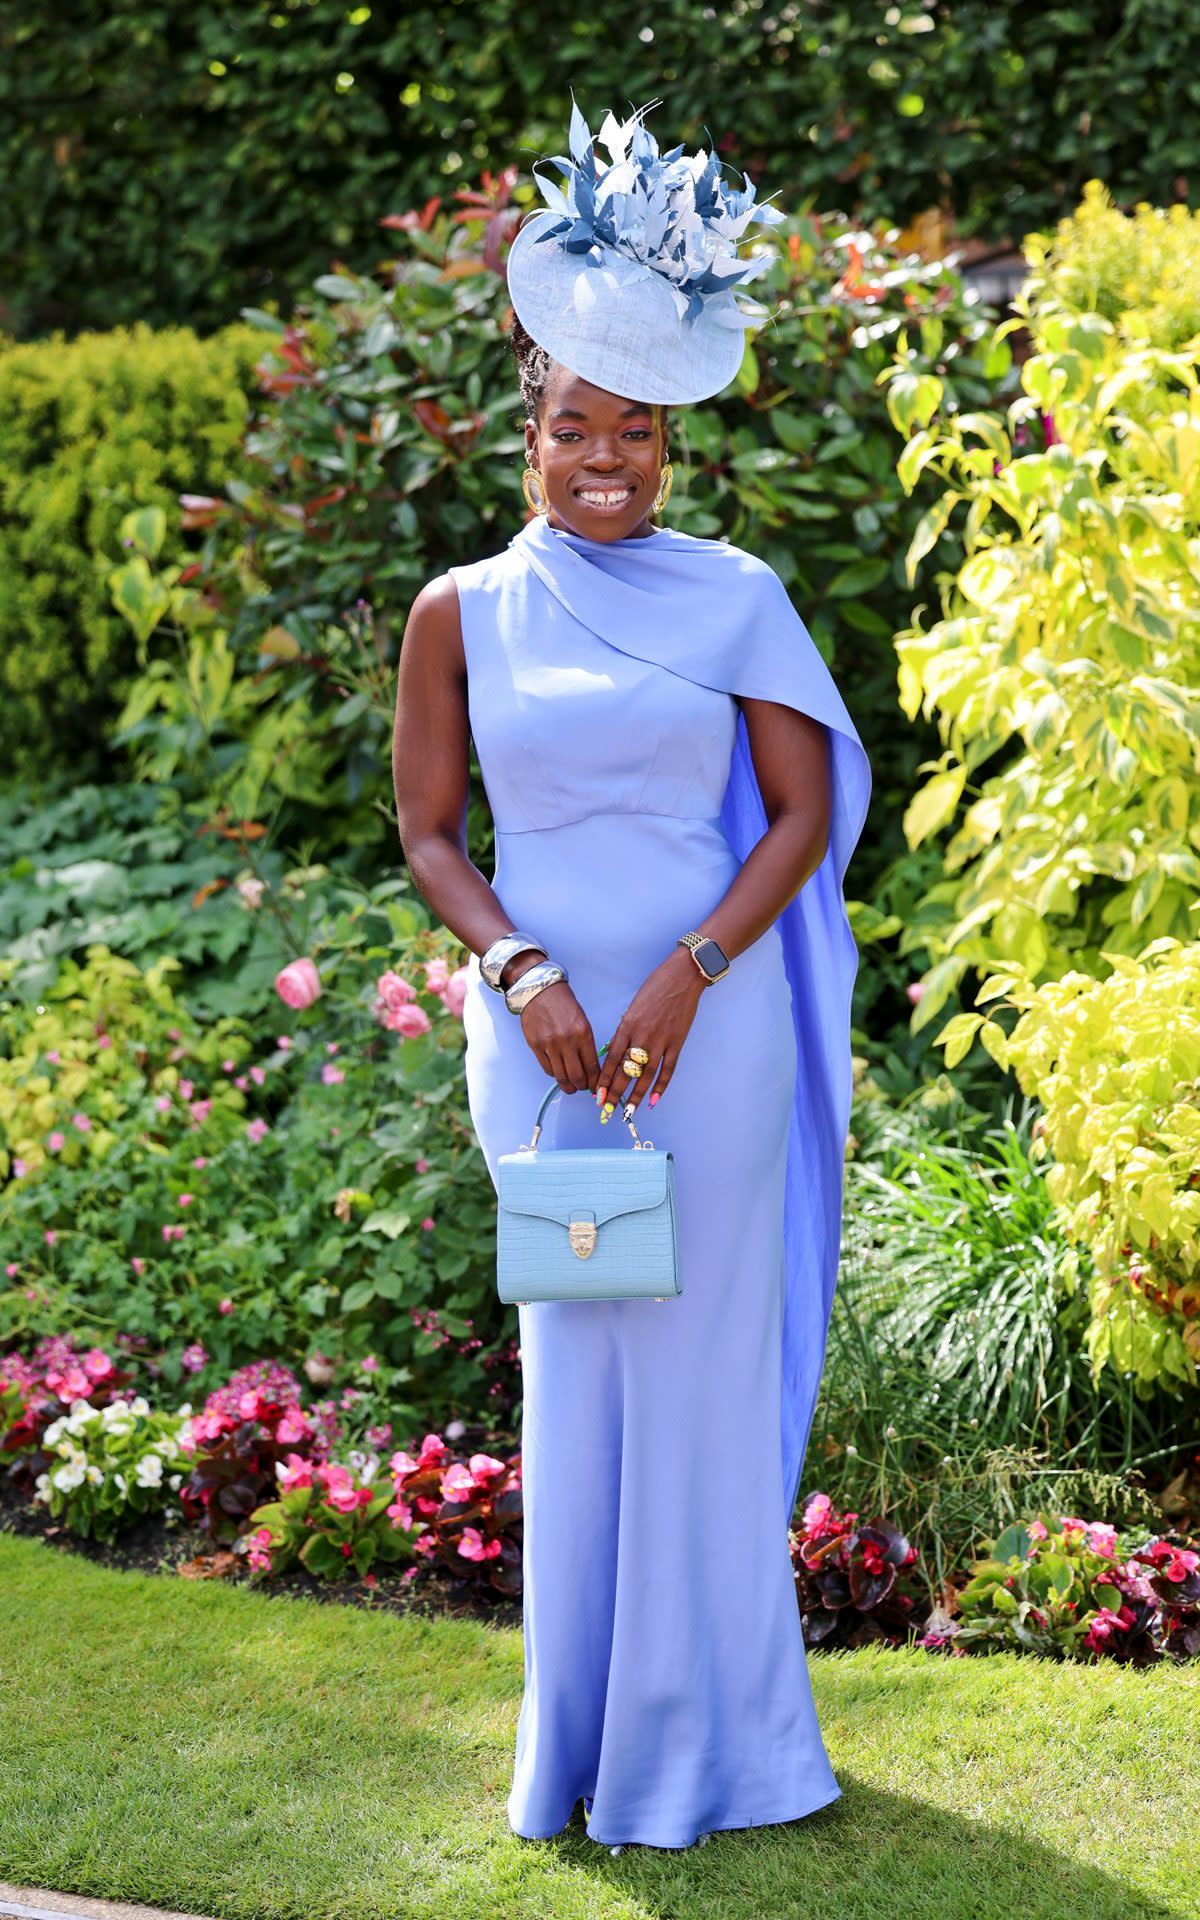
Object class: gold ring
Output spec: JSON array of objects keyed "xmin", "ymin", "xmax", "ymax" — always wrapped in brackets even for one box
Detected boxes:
[
  {"xmin": 628, "ymin": 1046, "xmax": 650, "ymax": 1065},
  {"xmin": 621, "ymin": 1056, "xmax": 643, "ymax": 1078}
]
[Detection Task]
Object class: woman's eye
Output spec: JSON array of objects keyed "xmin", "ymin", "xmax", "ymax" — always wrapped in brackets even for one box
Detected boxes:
[{"xmin": 552, "ymin": 428, "xmax": 652, "ymax": 442}]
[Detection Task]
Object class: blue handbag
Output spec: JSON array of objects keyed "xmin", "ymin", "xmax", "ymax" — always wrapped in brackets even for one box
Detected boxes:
[{"xmin": 496, "ymin": 1081, "xmax": 681, "ymax": 1305}]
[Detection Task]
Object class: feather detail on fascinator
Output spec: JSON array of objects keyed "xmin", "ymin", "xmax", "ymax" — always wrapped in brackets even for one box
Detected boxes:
[{"xmin": 506, "ymin": 94, "xmax": 786, "ymax": 406}]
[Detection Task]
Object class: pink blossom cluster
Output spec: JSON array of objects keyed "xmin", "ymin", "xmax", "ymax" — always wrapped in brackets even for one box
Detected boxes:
[
  {"xmin": 179, "ymin": 1359, "xmax": 339, "ymax": 1458},
  {"xmin": 0, "ymin": 1337, "xmax": 127, "ymax": 1446},
  {"xmin": 372, "ymin": 959, "xmax": 470, "ymax": 1037}
]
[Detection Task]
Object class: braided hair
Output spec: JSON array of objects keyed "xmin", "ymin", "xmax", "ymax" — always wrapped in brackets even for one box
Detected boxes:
[{"xmin": 510, "ymin": 314, "xmax": 557, "ymax": 426}]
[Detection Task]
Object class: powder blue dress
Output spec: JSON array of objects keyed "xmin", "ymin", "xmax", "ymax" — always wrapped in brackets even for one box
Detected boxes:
[{"xmin": 450, "ymin": 514, "xmax": 871, "ymax": 1851}]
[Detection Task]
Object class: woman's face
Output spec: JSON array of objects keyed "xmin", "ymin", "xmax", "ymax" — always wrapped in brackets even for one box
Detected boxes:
[{"xmin": 526, "ymin": 364, "xmax": 668, "ymax": 541}]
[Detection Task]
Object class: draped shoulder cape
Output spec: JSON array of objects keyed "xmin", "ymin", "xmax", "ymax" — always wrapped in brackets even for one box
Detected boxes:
[{"xmin": 507, "ymin": 514, "xmax": 873, "ymax": 1520}]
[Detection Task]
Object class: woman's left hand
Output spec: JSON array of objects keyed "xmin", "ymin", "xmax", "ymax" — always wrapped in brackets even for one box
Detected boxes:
[{"xmin": 594, "ymin": 948, "xmax": 706, "ymax": 1121}]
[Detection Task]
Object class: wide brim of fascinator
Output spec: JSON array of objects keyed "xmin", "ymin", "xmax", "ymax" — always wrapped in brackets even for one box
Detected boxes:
[{"xmin": 504, "ymin": 99, "xmax": 784, "ymax": 407}]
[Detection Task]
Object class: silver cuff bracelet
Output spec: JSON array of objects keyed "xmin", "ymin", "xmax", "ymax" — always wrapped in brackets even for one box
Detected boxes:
[
  {"xmin": 480, "ymin": 931, "xmax": 547, "ymax": 992},
  {"xmin": 504, "ymin": 959, "xmax": 567, "ymax": 1014}
]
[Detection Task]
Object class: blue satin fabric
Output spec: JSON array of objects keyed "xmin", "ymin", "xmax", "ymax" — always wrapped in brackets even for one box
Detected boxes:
[{"xmin": 449, "ymin": 515, "xmax": 871, "ymax": 1849}]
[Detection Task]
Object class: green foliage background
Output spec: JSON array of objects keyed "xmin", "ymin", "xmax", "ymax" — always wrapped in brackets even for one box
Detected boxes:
[
  {"xmin": 4, "ymin": 0, "xmax": 1200, "ymax": 339},
  {"xmin": 0, "ymin": 323, "xmax": 261, "ymax": 777}
]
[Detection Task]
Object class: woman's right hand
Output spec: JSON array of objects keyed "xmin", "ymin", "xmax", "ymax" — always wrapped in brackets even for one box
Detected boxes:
[{"xmin": 504, "ymin": 957, "xmax": 601, "ymax": 1094}]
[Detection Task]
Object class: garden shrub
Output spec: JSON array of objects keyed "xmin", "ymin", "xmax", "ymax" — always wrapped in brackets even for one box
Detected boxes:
[
  {"xmin": 954, "ymin": 1513, "xmax": 1200, "ymax": 1663},
  {"xmin": 0, "ymin": 321, "xmax": 261, "ymax": 776},
  {"xmin": 981, "ymin": 939, "xmax": 1200, "ymax": 1396},
  {"xmin": 885, "ymin": 181, "xmax": 1200, "ymax": 1036},
  {"xmin": 817, "ymin": 1071, "xmax": 1180, "ymax": 1573},
  {"xmin": 6, "ymin": 5, "xmax": 1199, "ymax": 339},
  {"xmin": 35, "ymin": 1394, "xmax": 189, "ymax": 1543},
  {"xmin": 0, "ymin": 919, "xmax": 513, "ymax": 1439}
]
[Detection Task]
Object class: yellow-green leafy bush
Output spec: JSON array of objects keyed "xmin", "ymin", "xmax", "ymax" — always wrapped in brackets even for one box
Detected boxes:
[
  {"xmin": 0, "ymin": 946, "xmax": 250, "ymax": 1182},
  {"xmin": 885, "ymin": 182, "xmax": 1200, "ymax": 1041},
  {"xmin": 0, "ymin": 322, "xmax": 261, "ymax": 775},
  {"xmin": 946, "ymin": 939, "xmax": 1200, "ymax": 1397}
]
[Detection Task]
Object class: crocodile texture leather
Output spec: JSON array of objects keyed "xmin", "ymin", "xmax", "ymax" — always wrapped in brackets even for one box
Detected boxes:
[{"xmin": 497, "ymin": 1137, "xmax": 680, "ymax": 1304}]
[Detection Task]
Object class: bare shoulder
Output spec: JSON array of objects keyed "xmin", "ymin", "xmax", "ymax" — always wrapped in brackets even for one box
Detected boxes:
[{"xmin": 403, "ymin": 571, "xmax": 464, "ymax": 676}]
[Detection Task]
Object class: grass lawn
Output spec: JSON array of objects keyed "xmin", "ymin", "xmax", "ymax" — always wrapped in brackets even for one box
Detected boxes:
[{"xmin": 0, "ymin": 1532, "xmax": 1193, "ymax": 1920}]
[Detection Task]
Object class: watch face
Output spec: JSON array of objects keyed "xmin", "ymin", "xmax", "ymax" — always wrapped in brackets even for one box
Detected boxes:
[{"xmin": 694, "ymin": 939, "xmax": 729, "ymax": 979}]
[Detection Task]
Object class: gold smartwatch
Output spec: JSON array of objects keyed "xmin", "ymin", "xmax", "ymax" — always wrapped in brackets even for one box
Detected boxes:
[{"xmin": 676, "ymin": 930, "xmax": 731, "ymax": 984}]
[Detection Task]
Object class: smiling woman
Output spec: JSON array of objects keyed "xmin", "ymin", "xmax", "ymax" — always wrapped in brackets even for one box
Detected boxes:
[{"xmin": 392, "ymin": 96, "xmax": 872, "ymax": 1857}]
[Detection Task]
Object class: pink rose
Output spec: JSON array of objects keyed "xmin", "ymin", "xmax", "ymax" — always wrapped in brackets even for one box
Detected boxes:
[
  {"xmin": 423, "ymin": 958, "xmax": 451, "ymax": 993},
  {"xmin": 246, "ymin": 1118, "xmax": 269, "ymax": 1145},
  {"xmin": 321, "ymin": 1063, "xmax": 345, "ymax": 1085},
  {"xmin": 250, "ymin": 1065, "xmax": 266, "ymax": 1085},
  {"xmin": 47, "ymin": 1132, "xmax": 65, "ymax": 1152},
  {"xmin": 440, "ymin": 966, "xmax": 471, "ymax": 1018},
  {"xmin": 275, "ymin": 957, "xmax": 322, "ymax": 1009},
  {"xmin": 375, "ymin": 970, "xmax": 417, "ymax": 1010},
  {"xmin": 387, "ymin": 1003, "xmax": 433, "ymax": 1040},
  {"xmin": 218, "ymin": 1297, "xmax": 234, "ymax": 1314},
  {"xmin": 71, "ymin": 1111, "xmax": 91, "ymax": 1132},
  {"xmin": 415, "ymin": 1157, "xmax": 430, "ymax": 1173}
]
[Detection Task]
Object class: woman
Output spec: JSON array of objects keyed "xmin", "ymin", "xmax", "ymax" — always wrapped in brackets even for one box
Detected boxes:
[{"xmin": 392, "ymin": 100, "xmax": 872, "ymax": 1853}]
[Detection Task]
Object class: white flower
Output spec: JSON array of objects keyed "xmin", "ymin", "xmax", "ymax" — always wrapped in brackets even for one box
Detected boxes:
[
  {"xmin": 86, "ymin": 1464, "xmax": 103, "ymax": 1484},
  {"xmin": 34, "ymin": 1472, "xmax": 51, "ymax": 1500},
  {"xmin": 52, "ymin": 1461, "xmax": 87, "ymax": 1493},
  {"xmin": 67, "ymin": 1397, "xmax": 94, "ymax": 1419},
  {"xmin": 135, "ymin": 1453, "xmax": 164, "ymax": 1488},
  {"xmin": 168, "ymin": 1473, "xmax": 182, "ymax": 1491},
  {"xmin": 43, "ymin": 1417, "xmax": 65, "ymax": 1446},
  {"xmin": 128, "ymin": 1395, "xmax": 151, "ymax": 1418},
  {"xmin": 113, "ymin": 1472, "xmax": 127, "ymax": 1496}
]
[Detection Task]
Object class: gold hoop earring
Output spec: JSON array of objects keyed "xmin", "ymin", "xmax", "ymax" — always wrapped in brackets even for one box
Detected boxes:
[
  {"xmin": 521, "ymin": 466, "xmax": 549, "ymax": 515},
  {"xmin": 652, "ymin": 460, "xmax": 674, "ymax": 515}
]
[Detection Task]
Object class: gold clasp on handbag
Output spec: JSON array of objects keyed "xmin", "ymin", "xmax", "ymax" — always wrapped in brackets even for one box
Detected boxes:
[{"xmin": 568, "ymin": 1209, "xmax": 597, "ymax": 1258}]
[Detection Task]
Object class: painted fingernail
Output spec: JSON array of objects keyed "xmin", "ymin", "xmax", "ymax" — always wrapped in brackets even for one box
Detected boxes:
[
  {"xmin": 601, "ymin": 1102, "xmax": 614, "ymax": 1123},
  {"xmin": 622, "ymin": 1102, "xmax": 636, "ymax": 1121},
  {"xmin": 595, "ymin": 1086, "xmax": 607, "ymax": 1105},
  {"xmin": 649, "ymin": 1092, "xmax": 660, "ymax": 1107}
]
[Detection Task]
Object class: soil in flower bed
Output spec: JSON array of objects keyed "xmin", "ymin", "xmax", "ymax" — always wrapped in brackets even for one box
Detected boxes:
[{"xmin": 0, "ymin": 1472, "xmax": 523, "ymax": 1633}]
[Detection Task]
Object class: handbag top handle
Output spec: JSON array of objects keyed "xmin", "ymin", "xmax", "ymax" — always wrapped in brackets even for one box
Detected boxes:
[{"xmin": 521, "ymin": 1080, "xmax": 653, "ymax": 1152}]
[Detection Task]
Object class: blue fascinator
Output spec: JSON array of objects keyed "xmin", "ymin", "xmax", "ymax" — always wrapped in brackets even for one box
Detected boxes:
[{"xmin": 505, "ymin": 96, "xmax": 785, "ymax": 406}]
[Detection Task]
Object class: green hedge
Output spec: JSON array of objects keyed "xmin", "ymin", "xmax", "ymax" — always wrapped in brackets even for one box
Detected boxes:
[
  {"xmin": 0, "ymin": 322, "xmax": 261, "ymax": 777},
  {"xmin": 3, "ymin": 1, "xmax": 1199, "ymax": 339}
]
